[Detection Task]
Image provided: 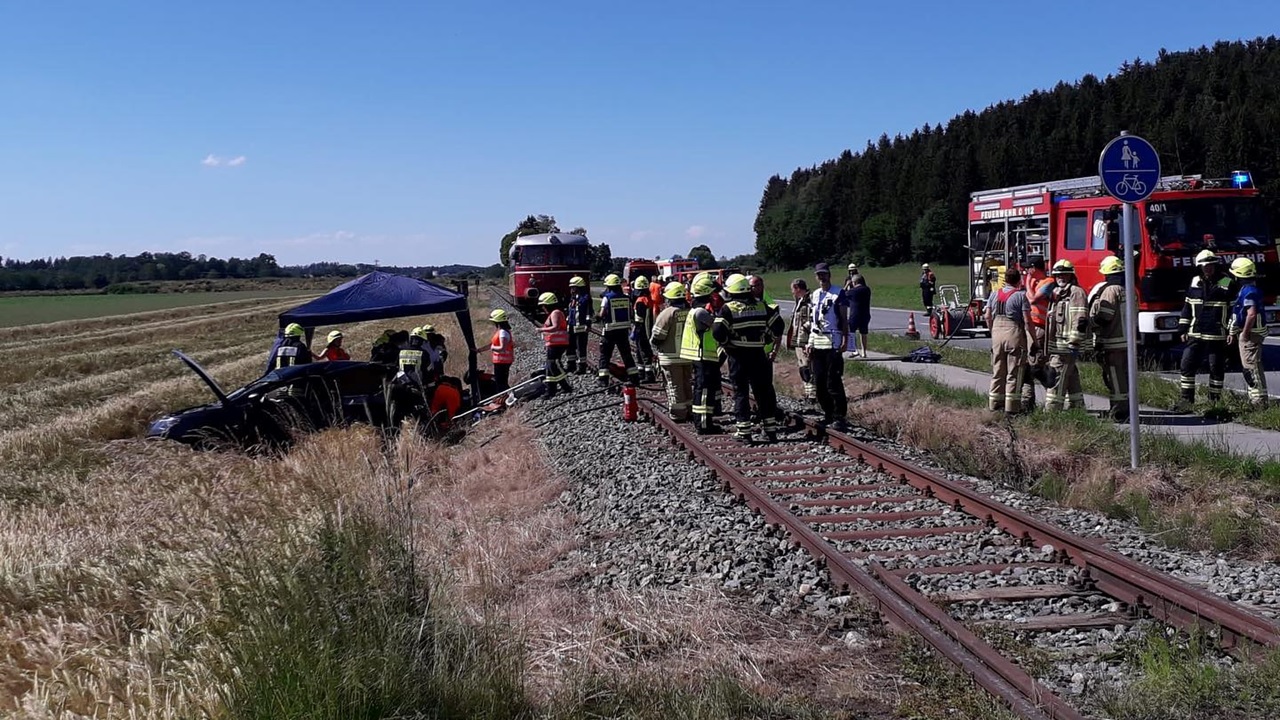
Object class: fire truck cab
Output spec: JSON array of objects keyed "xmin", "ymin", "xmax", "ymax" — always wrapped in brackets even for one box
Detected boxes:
[{"xmin": 967, "ymin": 172, "xmax": 1280, "ymax": 345}]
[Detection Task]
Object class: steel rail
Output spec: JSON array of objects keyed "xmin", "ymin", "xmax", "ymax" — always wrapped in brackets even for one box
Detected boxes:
[
  {"xmin": 639, "ymin": 398, "xmax": 1086, "ymax": 720},
  {"xmin": 812, "ymin": 420, "xmax": 1280, "ymax": 650}
]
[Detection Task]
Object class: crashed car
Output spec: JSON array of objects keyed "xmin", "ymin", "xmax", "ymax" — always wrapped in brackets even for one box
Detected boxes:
[{"xmin": 148, "ymin": 351, "xmax": 455, "ymax": 449}]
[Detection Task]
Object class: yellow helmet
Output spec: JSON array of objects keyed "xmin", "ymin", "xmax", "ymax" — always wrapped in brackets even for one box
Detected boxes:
[
  {"xmin": 1230, "ymin": 257, "xmax": 1258, "ymax": 279},
  {"xmin": 569, "ymin": 275, "xmax": 587, "ymax": 288},
  {"xmin": 489, "ymin": 309, "xmax": 509, "ymax": 323},
  {"xmin": 663, "ymin": 281, "xmax": 686, "ymax": 299},
  {"xmin": 725, "ymin": 273, "xmax": 750, "ymax": 294},
  {"xmin": 603, "ymin": 274, "xmax": 622, "ymax": 287},
  {"xmin": 921, "ymin": 263, "xmax": 930, "ymax": 270},
  {"xmin": 1099, "ymin": 256, "xmax": 1124, "ymax": 275},
  {"xmin": 633, "ymin": 275, "xmax": 649, "ymax": 290},
  {"xmin": 1194, "ymin": 249, "xmax": 1220, "ymax": 266},
  {"xmin": 421, "ymin": 324, "xmax": 436, "ymax": 333},
  {"xmin": 1051, "ymin": 259, "xmax": 1075, "ymax": 275},
  {"xmin": 410, "ymin": 327, "xmax": 429, "ymax": 341},
  {"xmin": 847, "ymin": 263, "xmax": 858, "ymax": 271},
  {"xmin": 326, "ymin": 330, "xmax": 343, "ymax": 344},
  {"xmin": 538, "ymin": 291, "xmax": 558, "ymax": 306},
  {"xmin": 691, "ymin": 275, "xmax": 717, "ymax": 297},
  {"xmin": 284, "ymin": 323, "xmax": 305, "ymax": 338}
]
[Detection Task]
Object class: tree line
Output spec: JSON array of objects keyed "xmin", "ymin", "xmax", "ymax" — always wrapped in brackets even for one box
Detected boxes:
[
  {"xmin": 754, "ymin": 37, "xmax": 1280, "ymax": 270},
  {"xmin": 0, "ymin": 251, "xmax": 504, "ymax": 293}
]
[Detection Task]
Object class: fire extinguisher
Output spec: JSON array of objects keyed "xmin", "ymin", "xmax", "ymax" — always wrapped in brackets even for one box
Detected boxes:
[{"xmin": 622, "ymin": 384, "xmax": 638, "ymax": 422}]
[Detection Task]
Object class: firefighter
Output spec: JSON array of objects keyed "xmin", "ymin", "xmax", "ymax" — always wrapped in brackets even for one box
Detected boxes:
[
  {"xmin": 984, "ymin": 268, "xmax": 1032, "ymax": 415},
  {"xmin": 487, "ymin": 308, "xmax": 515, "ymax": 393},
  {"xmin": 712, "ymin": 274, "xmax": 784, "ymax": 442},
  {"xmin": 808, "ymin": 263, "xmax": 850, "ymax": 431},
  {"xmin": 649, "ymin": 275, "xmax": 666, "ymax": 314},
  {"xmin": 318, "ymin": 330, "xmax": 350, "ymax": 362},
  {"xmin": 565, "ymin": 275, "xmax": 592, "ymax": 374},
  {"xmin": 787, "ymin": 278, "xmax": 816, "ymax": 404},
  {"xmin": 632, "ymin": 275, "xmax": 659, "ymax": 383},
  {"xmin": 597, "ymin": 274, "xmax": 640, "ymax": 386},
  {"xmin": 398, "ymin": 327, "xmax": 438, "ymax": 388},
  {"xmin": 1228, "ymin": 257, "xmax": 1269, "ymax": 406},
  {"xmin": 370, "ymin": 329, "xmax": 398, "ymax": 364},
  {"xmin": 1176, "ymin": 250, "xmax": 1233, "ymax": 409},
  {"xmin": 537, "ymin": 291, "xmax": 572, "ymax": 398},
  {"xmin": 1022, "ymin": 255, "xmax": 1052, "ymax": 411},
  {"xmin": 1088, "ymin": 256, "xmax": 1129, "ymax": 423},
  {"xmin": 680, "ymin": 274, "xmax": 723, "ymax": 434},
  {"xmin": 920, "ymin": 263, "xmax": 937, "ymax": 314},
  {"xmin": 1043, "ymin": 260, "xmax": 1088, "ymax": 411},
  {"xmin": 422, "ymin": 324, "xmax": 448, "ymax": 373},
  {"xmin": 651, "ymin": 281, "xmax": 693, "ymax": 421},
  {"xmin": 273, "ymin": 323, "xmax": 314, "ymax": 369}
]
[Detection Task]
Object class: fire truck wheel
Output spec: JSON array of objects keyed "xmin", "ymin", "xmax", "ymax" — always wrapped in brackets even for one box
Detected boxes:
[{"xmin": 929, "ymin": 312, "xmax": 942, "ymax": 339}]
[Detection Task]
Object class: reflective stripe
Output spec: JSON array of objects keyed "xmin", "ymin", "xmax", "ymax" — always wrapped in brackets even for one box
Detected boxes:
[
  {"xmin": 601, "ymin": 292, "xmax": 632, "ymax": 331},
  {"xmin": 680, "ymin": 307, "xmax": 719, "ymax": 361},
  {"xmin": 399, "ymin": 349, "xmax": 423, "ymax": 372}
]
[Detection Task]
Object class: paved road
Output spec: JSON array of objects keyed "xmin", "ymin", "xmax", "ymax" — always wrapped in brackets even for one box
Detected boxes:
[{"xmin": 773, "ymin": 298, "xmax": 1280, "ymax": 401}]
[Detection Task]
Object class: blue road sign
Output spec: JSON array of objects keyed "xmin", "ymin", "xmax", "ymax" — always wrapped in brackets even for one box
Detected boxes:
[{"xmin": 1098, "ymin": 134, "xmax": 1161, "ymax": 203}]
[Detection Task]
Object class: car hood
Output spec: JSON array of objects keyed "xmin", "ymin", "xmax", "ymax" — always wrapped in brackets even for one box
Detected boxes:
[{"xmin": 172, "ymin": 350, "xmax": 229, "ymax": 404}]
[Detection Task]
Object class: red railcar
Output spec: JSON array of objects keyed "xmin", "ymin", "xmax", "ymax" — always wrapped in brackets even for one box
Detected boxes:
[
  {"xmin": 960, "ymin": 171, "xmax": 1280, "ymax": 345},
  {"xmin": 508, "ymin": 233, "xmax": 590, "ymax": 310}
]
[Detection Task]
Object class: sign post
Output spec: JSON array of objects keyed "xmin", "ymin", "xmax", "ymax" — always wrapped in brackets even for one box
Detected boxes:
[{"xmin": 1098, "ymin": 131, "xmax": 1160, "ymax": 469}]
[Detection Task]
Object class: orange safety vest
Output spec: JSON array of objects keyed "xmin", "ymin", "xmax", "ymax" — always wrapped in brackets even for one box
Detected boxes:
[
  {"xmin": 491, "ymin": 328, "xmax": 514, "ymax": 364},
  {"xmin": 541, "ymin": 309, "xmax": 570, "ymax": 347},
  {"xmin": 1026, "ymin": 274, "xmax": 1051, "ymax": 328}
]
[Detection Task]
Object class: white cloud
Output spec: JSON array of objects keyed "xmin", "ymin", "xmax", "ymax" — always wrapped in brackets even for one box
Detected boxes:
[
  {"xmin": 685, "ymin": 225, "xmax": 707, "ymax": 240},
  {"xmin": 629, "ymin": 230, "xmax": 654, "ymax": 242},
  {"xmin": 201, "ymin": 154, "xmax": 247, "ymax": 167}
]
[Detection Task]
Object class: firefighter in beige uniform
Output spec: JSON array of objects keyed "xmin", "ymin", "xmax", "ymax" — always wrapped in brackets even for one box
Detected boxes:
[
  {"xmin": 786, "ymin": 278, "xmax": 816, "ymax": 403},
  {"xmin": 1228, "ymin": 257, "xmax": 1269, "ymax": 406},
  {"xmin": 650, "ymin": 281, "xmax": 693, "ymax": 421},
  {"xmin": 1043, "ymin": 260, "xmax": 1089, "ymax": 410},
  {"xmin": 984, "ymin": 268, "xmax": 1033, "ymax": 414},
  {"xmin": 1088, "ymin": 256, "xmax": 1129, "ymax": 422}
]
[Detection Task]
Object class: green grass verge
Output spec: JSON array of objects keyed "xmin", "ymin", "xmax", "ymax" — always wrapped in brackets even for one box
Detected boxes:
[
  {"xmin": 0, "ymin": 290, "xmax": 316, "ymax": 327},
  {"xmin": 1097, "ymin": 628, "xmax": 1280, "ymax": 720},
  {"xmin": 859, "ymin": 331, "xmax": 1280, "ymax": 432},
  {"xmin": 756, "ymin": 262, "xmax": 968, "ymax": 311}
]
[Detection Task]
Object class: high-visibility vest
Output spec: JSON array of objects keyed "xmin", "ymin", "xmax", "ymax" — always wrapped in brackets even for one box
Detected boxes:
[
  {"xmin": 680, "ymin": 306, "xmax": 719, "ymax": 361},
  {"xmin": 273, "ymin": 343, "xmax": 307, "ymax": 369},
  {"xmin": 600, "ymin": 290, "xmax": 632, "ymax": 331},
  {"xmin": 808, "ymin": 287, "xmax": 843, "ymax": 350},
  {"xmin": 542, "ymin": 309, "xmax": 569, "ymax": 347},
  {"xmin": 722, "ymin": 299, "xmax": 769, "ymax": 349},
  {"xmin": 1026, "ymin": 274, "xmax": 1051, "ymax": 328},
  {"xmin": 652, "ymin": 307, "xmax": 690, "ymax": 365},
  {"xmin": 491, "ymin": 328, "xmax": 514, "ymax": 364}
]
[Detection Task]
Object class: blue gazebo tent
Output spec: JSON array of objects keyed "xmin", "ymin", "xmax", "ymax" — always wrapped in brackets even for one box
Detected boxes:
[{"xmin": 268, "ymin": 271, "xmax": 479, "ymax": 403}]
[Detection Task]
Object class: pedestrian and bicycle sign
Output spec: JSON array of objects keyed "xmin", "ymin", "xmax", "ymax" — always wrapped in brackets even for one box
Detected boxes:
[{"xmin": 1098, "ymin": 133, "xmax": 1161, "ymax": 203}]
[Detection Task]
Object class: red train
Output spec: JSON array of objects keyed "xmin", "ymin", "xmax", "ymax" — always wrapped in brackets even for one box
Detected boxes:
[{"xmin": 508, "ymin": 232, "xmax": 591, "ymax": 310}]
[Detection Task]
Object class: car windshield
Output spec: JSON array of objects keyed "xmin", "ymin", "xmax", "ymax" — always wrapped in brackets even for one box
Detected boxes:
[{"xmin": 1146, "ymin": 197, "xmax": 1271, "ymax": 253}]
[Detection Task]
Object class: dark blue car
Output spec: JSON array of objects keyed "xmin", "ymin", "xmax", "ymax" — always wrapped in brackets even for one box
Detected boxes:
[{"xmin": 148, "ymin": 351, "xmax": 399, "ymax": 450}]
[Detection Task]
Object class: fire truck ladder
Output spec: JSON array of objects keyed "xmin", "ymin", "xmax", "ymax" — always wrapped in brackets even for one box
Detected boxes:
[{"xmin": 970, "ymin": 173, "xmax": 1203, "ymax": 202}]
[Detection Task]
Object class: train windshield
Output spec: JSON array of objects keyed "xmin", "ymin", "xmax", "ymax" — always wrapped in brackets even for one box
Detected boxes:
[
  {"xmin": 1146, "ymin": 197, "xmax": 1271, "ymax": 253},
  {"xmin": 516, "ymin": 245, "xmax": 587, "ymax": 266}
]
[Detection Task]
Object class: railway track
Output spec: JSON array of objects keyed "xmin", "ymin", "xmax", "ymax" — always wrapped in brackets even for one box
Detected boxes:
[{"xmin": 491, "ymin": 288, "xmax": 1280, "ymax": 719}]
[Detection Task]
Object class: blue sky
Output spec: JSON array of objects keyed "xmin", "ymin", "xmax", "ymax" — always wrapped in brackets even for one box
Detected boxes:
[{"xmin": 0, "ymin": 1, "xmax": 1273, "ymax": 267}]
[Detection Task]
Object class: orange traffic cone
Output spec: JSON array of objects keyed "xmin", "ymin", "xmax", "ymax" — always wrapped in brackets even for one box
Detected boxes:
[{"xmin": 904, "ymin": 312, "xmax": 921, "ymax": 340}]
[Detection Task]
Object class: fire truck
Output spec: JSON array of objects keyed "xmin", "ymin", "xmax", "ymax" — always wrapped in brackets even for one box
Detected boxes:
[{"xmin": 946, "ymin": 171, "xmax": 1280, "ymax": 345}]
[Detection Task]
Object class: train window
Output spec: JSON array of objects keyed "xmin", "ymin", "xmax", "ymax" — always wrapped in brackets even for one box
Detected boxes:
[
  {"xmin": 549, "ymin": 246, "xmax": 587, "ymax": 266},
  {"xmin": 1064, "ymin": 212, "xmax": 1088, "ymax": 250}
]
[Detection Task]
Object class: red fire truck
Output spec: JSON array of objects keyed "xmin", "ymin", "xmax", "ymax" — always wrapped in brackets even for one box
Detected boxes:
[{"xmin": 950, "ymin": 171, "xmax": 1280, "ymax": 345}]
